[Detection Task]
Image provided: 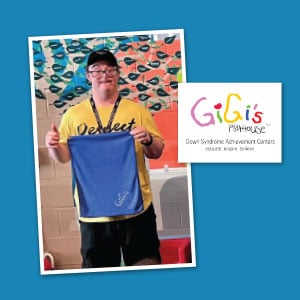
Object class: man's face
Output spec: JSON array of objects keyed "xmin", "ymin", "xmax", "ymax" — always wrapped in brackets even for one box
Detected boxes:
[{"xmin": 87, "ymin": 61, "xmax": 119, "ymax": 93}]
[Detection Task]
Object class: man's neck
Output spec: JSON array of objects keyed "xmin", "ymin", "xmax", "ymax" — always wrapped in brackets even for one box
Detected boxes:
[{"xmin": 92, "ymin": 90, "xmax": 119, "ymax": 107}]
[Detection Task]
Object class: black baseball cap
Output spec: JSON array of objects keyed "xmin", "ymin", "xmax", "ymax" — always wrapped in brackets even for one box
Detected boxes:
[{"xmin": 86, "ymin": 50, "xmax": 119, "ymax": 69}]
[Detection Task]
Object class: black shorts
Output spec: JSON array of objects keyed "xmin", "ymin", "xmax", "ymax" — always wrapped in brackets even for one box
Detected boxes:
[{"xmin": 80, "ymin": 203, "xmax": 161, "ymax": 268}]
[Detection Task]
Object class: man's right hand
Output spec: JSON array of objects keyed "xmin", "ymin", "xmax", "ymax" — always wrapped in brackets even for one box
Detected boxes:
[{"xmin": 45, "ymin": 123, "xmax": 60, "ymax": 149}]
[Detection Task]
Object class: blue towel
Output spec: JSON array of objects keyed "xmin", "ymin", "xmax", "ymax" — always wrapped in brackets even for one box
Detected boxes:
[{"xmin": 68, "ymin": 131, "xmax": 144, "ymax": 218}]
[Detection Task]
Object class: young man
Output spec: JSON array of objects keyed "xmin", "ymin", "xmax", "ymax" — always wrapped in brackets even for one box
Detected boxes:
[{"xmin": 45, "ymin": 50, "xmax": 165, "ymax": 268}]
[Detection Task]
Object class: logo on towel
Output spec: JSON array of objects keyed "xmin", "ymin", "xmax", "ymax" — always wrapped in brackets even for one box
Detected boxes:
[{"xmin": 115, "ymin": 191, "xmax": 130, "ymax": 207}]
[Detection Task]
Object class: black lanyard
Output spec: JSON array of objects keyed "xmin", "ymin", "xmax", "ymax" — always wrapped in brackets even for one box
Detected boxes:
[{"xmin": 89, "ymin": 95, "xmax": 122, "ymax": 133}]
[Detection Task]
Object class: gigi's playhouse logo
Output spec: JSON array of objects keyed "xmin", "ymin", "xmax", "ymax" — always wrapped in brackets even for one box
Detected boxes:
[
  {"xmin": 178, "ymin": 82, "xmax": 282, "ymax": 163},
  {"xmin": 190, "ymin": 93, "xmax": 266, "ymax": 134}
]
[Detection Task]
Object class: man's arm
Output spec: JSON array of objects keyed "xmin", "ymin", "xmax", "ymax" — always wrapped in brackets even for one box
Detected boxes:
[{"xmin": 141, "ymin": 133, "xmax": 164, "ymax": 159}]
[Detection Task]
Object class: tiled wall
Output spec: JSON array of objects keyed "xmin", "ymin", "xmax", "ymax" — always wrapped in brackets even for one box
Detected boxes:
[{"xmin": 32, "ymin": 31, "xmax": 190, "ymax": 270}]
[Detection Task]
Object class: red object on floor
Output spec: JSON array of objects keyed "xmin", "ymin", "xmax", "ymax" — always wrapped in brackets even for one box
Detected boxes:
[
  {"xmin": 44, "ymin": 253, "xmax": 55, "ymax": 270},
  {"xmin": 160, "ymin": 238, "xmax": 192, "ymax": 264},
  {"xmin": 44, "ymin": 258, "xmax": 52, "ymax": 270}
]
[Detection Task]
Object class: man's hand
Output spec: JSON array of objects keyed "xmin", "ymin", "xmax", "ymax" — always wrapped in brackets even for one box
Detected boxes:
[
  {"xmin": 130, "ymin": 126, "xmax": 150, "ymax": 144},
  {"xmin": 130, "ymin": 126, "xmax": 164, "ymax": 159},
  {"xmin": 45, "ymin": 123, "xmax": 60, "ymax": 149},
  {"xmin": 45, "ymin": 124, "xmax": 70, "ymax": 163}
]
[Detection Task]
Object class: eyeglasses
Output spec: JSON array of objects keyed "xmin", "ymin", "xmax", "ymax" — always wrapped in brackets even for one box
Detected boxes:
[{"xmin": 88, "ymin": 67, "xmax": 118, "ymax": 78}]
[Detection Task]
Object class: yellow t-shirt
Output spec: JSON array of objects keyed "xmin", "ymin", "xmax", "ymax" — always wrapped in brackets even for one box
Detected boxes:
[{"xmin": 59, "ymin": 97, "xmax": 164, "ymax": 222}]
